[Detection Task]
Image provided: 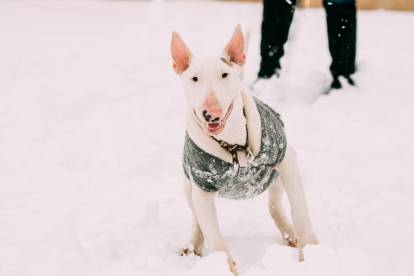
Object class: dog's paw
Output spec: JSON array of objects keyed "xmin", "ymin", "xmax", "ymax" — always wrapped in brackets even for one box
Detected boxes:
[
  {"xmin": 282, "ymin": 231, "xmax": 298, "ymax": 248},
  {"xmin": 296, "ymin": 232, "xmax": 319, "ymax": 262},
  {"xmin": 227, "ymin": 258, "xmax": 238, "ymax": 276},
  {"xmin": 178, "ymin": 243, "xmax": 202, "ymax": 257},
  {"xmin": 282, "ymin": 231, "xmax": 319, "ymax": 262}
]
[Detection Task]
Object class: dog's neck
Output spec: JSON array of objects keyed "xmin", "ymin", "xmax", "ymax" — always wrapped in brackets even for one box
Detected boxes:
[{"xmin": 213, "ymin": 94, "xmax": 247, "ymax": 145}]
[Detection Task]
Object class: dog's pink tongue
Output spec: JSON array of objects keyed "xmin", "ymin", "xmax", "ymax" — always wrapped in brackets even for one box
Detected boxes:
[{"xmin": 207, "ymin": 122, "xmax": 220, "ymax": 130}]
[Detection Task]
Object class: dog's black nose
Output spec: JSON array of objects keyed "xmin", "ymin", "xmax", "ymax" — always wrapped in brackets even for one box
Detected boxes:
[{"xmin": 202, "ymin": 110, "xmax": 212, "ymax": 122}]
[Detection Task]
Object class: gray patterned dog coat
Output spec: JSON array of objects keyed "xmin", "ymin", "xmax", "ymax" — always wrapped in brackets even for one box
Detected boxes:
[{"xmin": 183, "ymin": 97, "xmax": 287, "ymax": 200}]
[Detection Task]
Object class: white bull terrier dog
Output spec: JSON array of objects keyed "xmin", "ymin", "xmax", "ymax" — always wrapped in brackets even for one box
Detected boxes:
[{"xmin": 171, "ymin": 25, "xmax": 318, "ymax": 275}]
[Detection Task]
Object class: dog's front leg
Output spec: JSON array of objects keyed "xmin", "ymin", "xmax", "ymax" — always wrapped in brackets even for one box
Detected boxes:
[
  {"xmin": 179, "ymin": 179, "xmax": 204, "ymax": 256},
  {"xmin": 277, "ymin": 146, "xmax": 318, "ymax": 261},
  {"xmin": 191, "ymin": 183, "xmax": 237, "ymax": 275}
]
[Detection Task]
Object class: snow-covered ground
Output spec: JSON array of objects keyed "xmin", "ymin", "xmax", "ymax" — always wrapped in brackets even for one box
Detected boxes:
[{"xmin": 0, "ymin": 1, "xmax": 413, "ymax": 275}]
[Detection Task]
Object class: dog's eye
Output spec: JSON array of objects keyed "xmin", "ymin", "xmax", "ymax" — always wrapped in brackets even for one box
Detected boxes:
[
  {"xmin": 222, "ymin": 73, "xmax": 228, "ymax": 79},
  {"xmin": 192, "ymin": 76, "xmax": 198, "ymax": 82}
]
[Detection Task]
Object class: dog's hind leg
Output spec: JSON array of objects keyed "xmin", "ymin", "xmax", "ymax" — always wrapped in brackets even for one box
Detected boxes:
[
  {"xmin": 276, "ymin": 146, "xmax": 318, "ymax": 260},
  {"xmin": 179, "ymin": 178, "xmax": 204, "ymax": 256},
  {"xmin": 268, "ymin": 178, "xmax": 296, "ymax": 247}
]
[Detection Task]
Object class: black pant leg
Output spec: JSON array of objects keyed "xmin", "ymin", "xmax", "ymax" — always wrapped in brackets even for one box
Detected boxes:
[
  {"xmin": 259, "ymin": 0, "xmax": 297, "ymax": 78},
  {"xmin": 324, "ymin": 0, "xmax": 357, "ymax": 78}
]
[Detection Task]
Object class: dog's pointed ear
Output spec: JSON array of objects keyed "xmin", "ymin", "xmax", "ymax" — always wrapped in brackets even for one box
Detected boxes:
[
  {"xmin": 223, "ymin": 24, "xmax": 245, "ymax": 66},
  {"xmin": 171, "ymin": 32, "xmax": 192, "ymax": 74}
]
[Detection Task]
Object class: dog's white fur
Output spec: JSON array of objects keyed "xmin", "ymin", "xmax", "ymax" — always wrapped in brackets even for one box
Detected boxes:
[{"xmin": 172, "ymin": 25, "xmax": 318, "ymax": 274}]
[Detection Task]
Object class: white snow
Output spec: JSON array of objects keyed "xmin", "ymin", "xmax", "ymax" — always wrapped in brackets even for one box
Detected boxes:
[{"xmin": 0, "ymin": 1, "xmax": 413, "ymax": 276}]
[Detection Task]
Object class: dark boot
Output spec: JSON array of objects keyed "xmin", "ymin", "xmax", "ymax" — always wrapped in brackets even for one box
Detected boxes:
[
  {"xmin": 258, "ymin": 0, "xmax": 297, "ymax": 79},
  {"xmin": 324, "ymin": 0, "xmax": 357, "ymax": 82},
  {"xmin": 330, "ymin": 76, "xmax": 342, "ymax": 89}
]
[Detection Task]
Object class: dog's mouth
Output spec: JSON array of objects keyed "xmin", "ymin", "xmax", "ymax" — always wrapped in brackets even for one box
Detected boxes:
[
  {"xmin": 193, "ymin": 101, "xmax": 234, "ymax": 136},
  {"xmin": 206, "ymin": 121, "xmax": 223, "ymax": 134}
]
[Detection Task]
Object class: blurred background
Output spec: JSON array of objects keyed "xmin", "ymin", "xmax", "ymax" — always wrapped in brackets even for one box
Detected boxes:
[{"xmin": 0, "ymin": 1, "xmax": 413, "ymax": 276}]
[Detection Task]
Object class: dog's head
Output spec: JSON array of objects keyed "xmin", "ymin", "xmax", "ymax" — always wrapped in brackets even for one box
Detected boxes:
[{"xmin": 170, "ymin": 25, "xmax": 246, "ymax": 135}]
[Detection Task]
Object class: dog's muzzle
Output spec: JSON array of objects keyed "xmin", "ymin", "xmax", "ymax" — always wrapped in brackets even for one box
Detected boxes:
[{"xmin": 193, "ymin": 100, "xmax": 234, "ymax": 135}]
